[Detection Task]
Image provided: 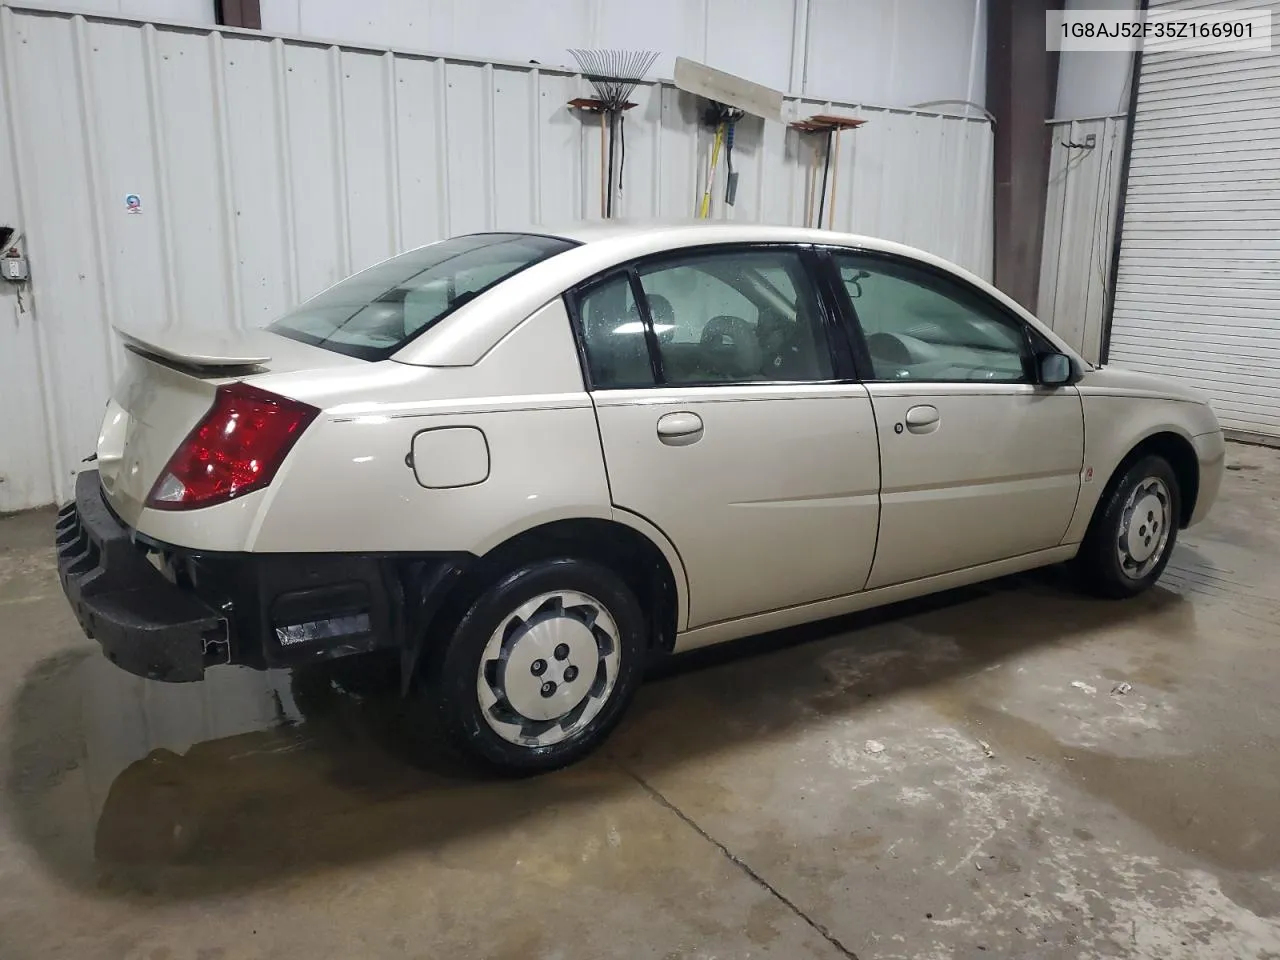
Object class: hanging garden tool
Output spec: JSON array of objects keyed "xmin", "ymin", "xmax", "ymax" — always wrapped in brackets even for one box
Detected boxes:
[
  {"xmin": 673, "ymin": 57, "xmax": 784, "ymax": 219},
  {"xmin": 567, "ymin": 49, "xmax": 659, "ymax": 219},
  {"xmin": 698, "ymin": 103, "xmax": 746, "ymax": 217},
  {"xmin": 789, "ymin": 114, "xmax": 866, "ymax": 229}
]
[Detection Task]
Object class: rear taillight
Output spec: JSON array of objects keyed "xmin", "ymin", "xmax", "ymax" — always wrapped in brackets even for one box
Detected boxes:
[{"xmin": 146, "ymin": 382, "xmax": 319, "ymax": 511}]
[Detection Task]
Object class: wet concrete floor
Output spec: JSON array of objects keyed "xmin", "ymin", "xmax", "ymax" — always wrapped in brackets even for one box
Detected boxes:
[{"xmin": 2, "ymin": 443, "xmax": 1280, "ymax": 959}]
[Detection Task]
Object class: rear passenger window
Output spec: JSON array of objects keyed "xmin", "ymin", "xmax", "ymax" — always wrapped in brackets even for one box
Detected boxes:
[
  {"xmin": 637, "ymin": 249, "xmax": 833, "ymax": 385},
  {"xmin": 577, "ymin": 274, "xmax": 656, "ymax": 388}
]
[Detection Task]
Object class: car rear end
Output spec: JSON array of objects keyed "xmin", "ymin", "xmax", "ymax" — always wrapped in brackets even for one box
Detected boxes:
[
  {"xmin": 56, "ymin": 231, "xmax": 578, "ymax": 682},
  {"xmin": 55, "ymin": 331, "xmax": 401, "ymax": 680}
]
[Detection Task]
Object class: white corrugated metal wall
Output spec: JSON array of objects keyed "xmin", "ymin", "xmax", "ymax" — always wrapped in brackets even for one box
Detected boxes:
[
  {"xmin": 1037, "ymin": 115, "xmax": 1126, "ymax": 363},
  {"xmin": 1109, "ymin": 0, "xmax": 1280, "ymax": 440},
  {"xmin": 0, "ymin": 4, "xmax": 993, "ymax": 512},
  {"xmin": 12, "ymin": 0, "xmax": 991, "ymax": 108}
]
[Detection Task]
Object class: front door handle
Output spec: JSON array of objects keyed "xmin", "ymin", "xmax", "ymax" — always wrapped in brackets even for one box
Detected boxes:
[
  {"xmin": 904, "ymin": 404, "xmax": 940, "ymax": 434},
  {"xmin": 657, "ymin": 411, "xmax": 704, "ymax": 446}
]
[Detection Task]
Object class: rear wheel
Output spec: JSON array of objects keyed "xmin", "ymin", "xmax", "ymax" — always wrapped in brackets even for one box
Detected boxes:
[
  {"xmin": 1075, "ymin": 454, "xmax": 1181, "ymax": 598},
  {"xmin": 414, "ymin": 558, "xmax": 646, "ymax": 774}
]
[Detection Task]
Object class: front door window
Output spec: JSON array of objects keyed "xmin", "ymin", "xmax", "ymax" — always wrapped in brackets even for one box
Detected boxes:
[{"xmin": 833, "ymin": 255, "xmax": 1031, "ymax": 383}]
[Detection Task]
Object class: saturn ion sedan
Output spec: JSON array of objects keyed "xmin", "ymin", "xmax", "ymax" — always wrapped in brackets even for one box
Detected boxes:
[{"xmin": 55, "ymin": 222, "xmax": 1225, "ymax": 773}]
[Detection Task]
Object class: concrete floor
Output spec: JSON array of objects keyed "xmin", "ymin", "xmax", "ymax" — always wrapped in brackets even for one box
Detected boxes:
[{"xmin": 3, "ymin": 445, "xmax": 1280, "ymax": 960}]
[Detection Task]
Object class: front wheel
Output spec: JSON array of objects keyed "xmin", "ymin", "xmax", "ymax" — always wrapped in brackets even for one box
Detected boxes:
[
  {"xmin": 1075, "ymin": 454, "xmax": 1181, "ymax": 598},
  {"xmin": 413, "ymin": 558, "xmax": 646, "ymax": 774}
]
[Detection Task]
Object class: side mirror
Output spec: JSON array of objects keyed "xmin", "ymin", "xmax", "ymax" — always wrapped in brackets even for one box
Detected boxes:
[{"xmin": 1038, "ymin": 352, "xmax": 1073, "ymax": 387}]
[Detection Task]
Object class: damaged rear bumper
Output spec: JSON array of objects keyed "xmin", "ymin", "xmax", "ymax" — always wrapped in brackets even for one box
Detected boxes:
[
  {"xmin": 55, "ymin": 470, "xmax": 225, "ymax": 681},
  {"xmin": 55, "ymin": 470, "xmax": 472, "ymax": 683}
]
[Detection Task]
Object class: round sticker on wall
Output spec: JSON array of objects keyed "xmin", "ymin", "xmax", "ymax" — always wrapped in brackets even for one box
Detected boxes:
[{"xmin": 124, "ymin": 194, "xmax": 142, "ymax": 214}]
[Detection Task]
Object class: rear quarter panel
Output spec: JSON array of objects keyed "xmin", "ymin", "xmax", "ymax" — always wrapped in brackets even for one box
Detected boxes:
[
  {"xmin": 250, "ymin": 402, "xmax": 610, "ymax": 554},
  {"xmin": 247, "ymin": 299, "xmax": 613, "ymax": 554},
  {"xmin": 131, "ymin": 300, "xmax": 610, "ymax": 558}
]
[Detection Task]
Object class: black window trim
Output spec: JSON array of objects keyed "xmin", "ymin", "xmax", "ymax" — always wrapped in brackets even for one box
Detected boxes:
[
  {"xmin": 563, "ymin": 241, "xmax": 857, "ymax": 391},
  {"xmin": 626, "ymin": 269, "xmax": 668, "ymax": 386},
  {"xmin": 817, "ymin": 245, "xmax": 1071, "ymax": 387}
]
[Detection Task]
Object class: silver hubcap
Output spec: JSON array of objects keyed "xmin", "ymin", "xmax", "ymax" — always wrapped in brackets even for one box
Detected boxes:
[
  {"xmin": 1116, "ymin": 476, "xmax": 1171, "ymax": 580},
  {"xmin": 476, "ymin": 591, "xmax": 621, "ymax": 748}
]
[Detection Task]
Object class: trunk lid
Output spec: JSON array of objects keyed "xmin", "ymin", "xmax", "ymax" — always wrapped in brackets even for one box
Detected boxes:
[{"xmin": 97, "ymin": 325, "xmax": 356, "ymax": 526}]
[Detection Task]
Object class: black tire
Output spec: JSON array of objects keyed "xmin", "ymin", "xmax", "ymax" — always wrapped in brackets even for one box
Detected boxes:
[
  {"xmin": 411, "ymin": 557, "xmax": 646, "ymax": 775},
  {"xmin": 1075, "ymin": 454, "xmax": 1181, "ymax": 599}
]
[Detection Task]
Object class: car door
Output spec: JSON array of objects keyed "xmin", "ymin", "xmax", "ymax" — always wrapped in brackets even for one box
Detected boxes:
[
  {"xmin": 569, "ymin": 244, "xmax": 881, "ymax": 630},
  {"xmin": 827, "ymin": 249, "xmax": 1085, "ymax": 590}
]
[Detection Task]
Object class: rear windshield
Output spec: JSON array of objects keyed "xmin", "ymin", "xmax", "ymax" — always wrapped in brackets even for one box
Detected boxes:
[{"xmin": 268, "ymin": 232, "xmax": 576, "ymax": 360}]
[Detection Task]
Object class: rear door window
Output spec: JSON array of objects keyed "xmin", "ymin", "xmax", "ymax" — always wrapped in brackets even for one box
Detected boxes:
[
  {"xmin": 576, "ymin": 273, "xmax": 655, "ymax": 388},
  {"xmin": 575, "ymin": 247, "xmax": 836, "ymax": 388},
  {"xmin": 269, "ymin": 233, "xmax": 576, "ymax": 360}
]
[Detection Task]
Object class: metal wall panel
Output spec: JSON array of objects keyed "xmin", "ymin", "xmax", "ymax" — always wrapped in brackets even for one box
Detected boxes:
[
  {"xmin": 0, "ymin": 5, "xmax": 992, "ymax": 511},
  {"xmin": 1109, "ymin": 0, "xmax": 1280, "ymax": 440},
  {"xmin": 1037, "ymin": 115, "xmax": 1126, "ymax": 363},
  {"xmin": 0, "ymin": 9, "xmax": 58, "ymax": 512},
  {"xmin": 255, "ymin": 0, "xmax": 987, "ymax": 108}
]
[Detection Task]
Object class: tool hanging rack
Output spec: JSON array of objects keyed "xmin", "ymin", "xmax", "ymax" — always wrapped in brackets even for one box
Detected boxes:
[
  {"xmin": 789, "ymin": 114, "xmax": 866, "ymax": 230},
  {"xmin": 567, "ymin": 49, "xmax": 659, "ymax": 219},
  {"xmin": 672, "ymin": 57, "xmax": 785, "ymax": 220}
]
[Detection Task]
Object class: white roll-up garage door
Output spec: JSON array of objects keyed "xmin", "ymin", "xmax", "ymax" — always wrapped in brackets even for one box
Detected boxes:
[{"xmin": 1109, "ymin": 0, "xmax": 1280, "ymax": 440}]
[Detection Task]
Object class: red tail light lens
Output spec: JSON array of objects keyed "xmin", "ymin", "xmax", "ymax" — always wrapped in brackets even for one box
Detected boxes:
[{"xmin": 146, "ymin": 382, "xmax": 319, "ymax": 511}]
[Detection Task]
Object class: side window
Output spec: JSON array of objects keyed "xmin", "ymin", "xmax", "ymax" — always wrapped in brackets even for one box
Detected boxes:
[
  {"xmin": 636, "ymin": 249, "xmax": 833, "ymax": 384},
  {"xmin": 402, "ymin": 259, "xmax": 534, "ymax": 337},
  {"xmin": 403, "ymin": 281, "xmax": 450, "ymax": 335},
  {"xmin": 576, "ymin": 273, "xmax": 655, "ymax": 388},
  {"xmin": 834, "ymin": 254, "xmax": 1030, "ymax": 383}
]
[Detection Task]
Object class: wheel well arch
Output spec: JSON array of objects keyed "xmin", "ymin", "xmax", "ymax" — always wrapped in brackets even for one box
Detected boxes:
[
  {"xmin": 1100, "ymin": 431, "xmax": 1200, "ymax": 529},
  {"xmin": 423, "ymin": 518, "xmax": 682, "ymax": 662}
]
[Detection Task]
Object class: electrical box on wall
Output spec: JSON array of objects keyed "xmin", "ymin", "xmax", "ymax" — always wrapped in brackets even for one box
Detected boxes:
[
  {"xmin": 1, "ymin": 225, "xmax": 28, "ymax": 282},
  {"xmin": 2, "ymin": 254, "xmax": 27, "ymax": 282}
]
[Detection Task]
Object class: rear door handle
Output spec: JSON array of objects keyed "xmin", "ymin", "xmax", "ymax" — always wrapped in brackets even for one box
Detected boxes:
[
  {"xmin": 904, "ymin": 404, "xmax": 940, "ymax": 434},
  {"xmin": 656, "ymin": 411, "xmax": 704, "ymax": 446}
]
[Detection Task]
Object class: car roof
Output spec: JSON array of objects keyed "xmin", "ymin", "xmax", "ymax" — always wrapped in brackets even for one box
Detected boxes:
[
  {"xmin": 395, "ymin": 220, "xmax": 1083, "ymax": 369},
  {"xmin": 533, "ymin": 218, "xmax": 934, "ymax": 257}
]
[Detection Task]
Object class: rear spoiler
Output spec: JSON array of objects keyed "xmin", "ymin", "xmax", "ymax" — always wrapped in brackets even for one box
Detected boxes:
[{"xmin": 114, "ymin": 326, "xmax": 271, "ymax": 369}]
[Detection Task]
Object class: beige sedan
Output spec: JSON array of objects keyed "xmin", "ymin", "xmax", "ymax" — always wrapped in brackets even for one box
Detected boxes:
[{"xmin": 56, "ymin": 222, "xmax": 1225, "ymax": 773}]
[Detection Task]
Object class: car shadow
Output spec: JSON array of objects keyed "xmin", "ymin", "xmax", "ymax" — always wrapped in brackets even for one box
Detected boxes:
[{"xmin": 4, "ymin": 563, "xmax": 1194, "ymax": 901}]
